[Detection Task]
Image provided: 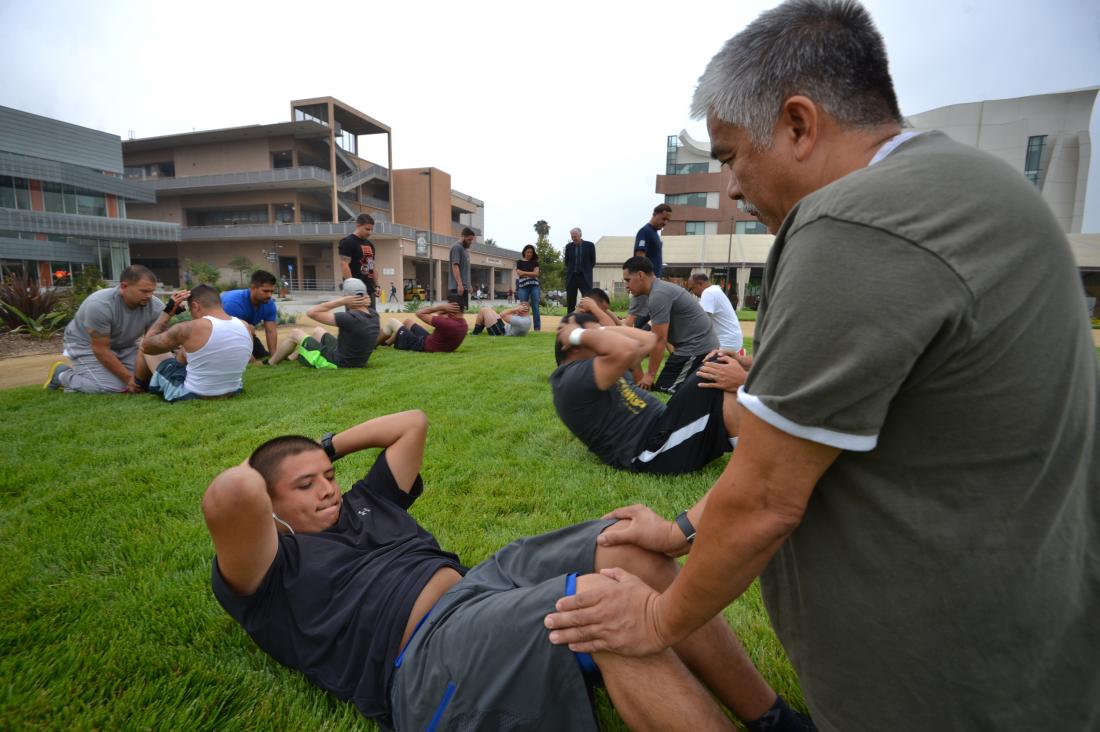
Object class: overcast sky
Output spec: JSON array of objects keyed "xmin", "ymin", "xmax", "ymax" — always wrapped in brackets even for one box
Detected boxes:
[{"xmin": 2, "ymin": 0, "xmax": 1098, "ymax": 248}]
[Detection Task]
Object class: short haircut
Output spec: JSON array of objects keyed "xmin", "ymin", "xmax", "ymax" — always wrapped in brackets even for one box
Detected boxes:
[
  {"xmin": 691, "ymin": 0, "xmax": 902, "ymax": 146},
  {"xmin": 120, "ymin": 265, "xmax": 155, "ymax": 284},
  {"xmin": 570, "ymin": 227, "xmax": 582, "ymax": 236},
  {"xmin": 622, "ymin": 256, "xmax": 654, "ymax": 275},
  {"xmin": 248, "ymin": 436, "xmax": 324, "ymax": 494},
  {"xmin": 584, "ymin": 287, "xmax": 610, "ymax": 306},
  {"xmin": 250, "ymin": 270, "xmax": 277, "ymax": 287},
  {"xmin": 188, "ymin": 283, "xmax": 220, "ymax": 307},
  {"xmin": 356, "ymin": 213, "xmax": 375, "ymax": 227},
  {"xmin": 690, "ymin": 273, "xmax": 710, "ymax": 285},
  {"xmin": 554, "ymin": 311, "xmax": 600, "ymax": 366},
  {"xmin": 461, "ymin": 227, "xmax": 476, "ymax": 237},
  {"xmin": 653, "ymin": 203, "xmax": 672, "ymax": 215},
  {"xmin": 446, "ymin": 294, "xmax": 465, "ymax": 309}
]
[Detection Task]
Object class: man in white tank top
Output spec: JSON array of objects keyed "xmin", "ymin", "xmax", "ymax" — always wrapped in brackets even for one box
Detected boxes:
[{"xmin": 139, "ymin": 284, "xmax": 254, "ymax": 402}]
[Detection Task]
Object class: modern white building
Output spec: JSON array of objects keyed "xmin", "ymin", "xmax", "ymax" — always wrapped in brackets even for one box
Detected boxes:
[{"xmin": 905, "ymin": 87, "xmax": 1097, "ymax": 234}]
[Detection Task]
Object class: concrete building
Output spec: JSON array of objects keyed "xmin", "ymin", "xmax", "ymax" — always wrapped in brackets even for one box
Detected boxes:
[
  {"xmin": 0, "ymin": 105, "xmax": 178, "ymax": 283},
  {"xmin": 123, "ymin": 96, "xmax": 516, "ymax": 298},
  {"xmin": 906, "ymin": 87, "xmax": 1097, "ymax": 234},
  {"xmin": 655, "ymin": 130, "xmax": 767, "ymax": 237}
]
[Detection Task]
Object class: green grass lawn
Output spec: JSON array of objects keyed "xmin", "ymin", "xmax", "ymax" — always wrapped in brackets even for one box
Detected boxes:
[{"xmin": 0, "ymin": 333, "xmax": 805, "ymax": 730}]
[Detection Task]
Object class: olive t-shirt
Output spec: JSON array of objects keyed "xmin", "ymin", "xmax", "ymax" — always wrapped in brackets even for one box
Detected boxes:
[
  {"xmin": 742, "ymin": 132, "xmax": 1100, "ymax": 728},
  {"xmin": 550, "ymin": 358, "xmax": 665, "ymax": 469}
]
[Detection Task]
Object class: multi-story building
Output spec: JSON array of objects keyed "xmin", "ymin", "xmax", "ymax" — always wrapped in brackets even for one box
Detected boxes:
[
  {"xmin": 0, "ymin": 105, "xmax": 178, "ymax": 284},
  {"xmin": 655, "ymin": 130, "xmax": 767, "ymax": 237},
  {"xmin": 124, "ymin": 96, "xmax": 516, "ymax": 297},
  {"xmin": 906, "ymin": 87, "xmax": 1096, "ymax": 234}
]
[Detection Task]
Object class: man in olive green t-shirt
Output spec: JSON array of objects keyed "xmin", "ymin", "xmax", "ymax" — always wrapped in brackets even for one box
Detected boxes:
[{"xmin": 543, "ymin": 3, "xmax": 1099, "ymax": 729}]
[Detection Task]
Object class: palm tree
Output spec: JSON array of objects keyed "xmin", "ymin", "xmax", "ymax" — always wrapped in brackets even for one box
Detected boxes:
[{"xmin": 533, "ymin": 220, "xmax": 550, "ymax": 243}]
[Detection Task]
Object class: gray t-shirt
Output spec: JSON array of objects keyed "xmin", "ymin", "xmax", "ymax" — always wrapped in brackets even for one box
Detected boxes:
[
  {"xmin": 63, "ymin": 286, "xmax": 165, "ymax": 357},
  {"xmin": 743, "ymin": 132, "xmax": 1099, "ymax": 728},
  {"xmin": 646, "ymin": 279, "xmax": 717, "ymax": 355},
  {"xmin": 550, "ymin": 359, "xmax": 665, "ymax": 470},
  {"xmin": 504, "ymin": 315, "xmax": 531, "ymax": 336},
  {"xmin": 448, "ymin": 243, "xmax": 470, "ymax": 291},
  {"xmin": 627, "ymin": 294, "xmax": 648, "ymax": 320}
]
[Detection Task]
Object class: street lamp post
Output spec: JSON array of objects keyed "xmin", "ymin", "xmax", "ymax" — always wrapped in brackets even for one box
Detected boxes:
[{"xmin": 420, "ymin": 170, "xmax": 434, "ymax": 303}]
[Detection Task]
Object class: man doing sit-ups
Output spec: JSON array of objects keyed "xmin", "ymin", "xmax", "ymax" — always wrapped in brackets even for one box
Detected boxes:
[
  {"xmin": 551, "ymin": 311, "xmax": 748, "ymax": 474},
  {"xmin": 202, "ymin": 411, "xmax": 810, "ymax": 731},
  {"xmin": 471, "ymin": 302, "xmax": 532, "ymax": 336},
  {"xmin": 376, "ymin": 296, "xmax": 468, "ymax": 353}
]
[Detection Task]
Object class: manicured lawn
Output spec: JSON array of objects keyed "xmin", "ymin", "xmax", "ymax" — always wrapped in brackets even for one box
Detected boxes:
[{"xmin": 0, "ymin": 333, "xmax": 803, "ymax": 730}]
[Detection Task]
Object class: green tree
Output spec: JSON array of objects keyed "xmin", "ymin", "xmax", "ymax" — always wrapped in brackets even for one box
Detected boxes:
[
  {"xmin": 228, "ymin": 256, "xmax": 256, "ymax": 286},
  {"xmin": 185, "ymin": 259, "xmax": 221, "ymax": 286},
  {"xmin": 532, "ymin": 220, "xmax": 563, "ymax": 291},
  {"xmin": 484, "ymin": 238, "xmax": 497, "ymax": 248}
]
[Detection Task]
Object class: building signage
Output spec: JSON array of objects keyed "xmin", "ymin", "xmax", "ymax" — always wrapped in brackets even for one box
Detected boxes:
[
  {"xmin": 382, "ymin": 267, "xmax": 395, "ymax": 275},
  {"xmin": 415, "ymin": 232, "xmax": 429, "ymax": 256}
]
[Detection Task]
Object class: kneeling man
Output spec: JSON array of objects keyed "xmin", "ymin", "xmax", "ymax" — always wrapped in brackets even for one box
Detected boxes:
[
  {"xmin": 471, "ymin": 302, "xmax": 532, "ymax": 336},
  {"xmin": 203, "ymin": 411, "xmax": 809, "ymax": 731},
  {"xmin": 267, "ymin": 278, "xmax": 379, "ymax": 369},
  {"xmin": 140, "ymin": 284, "xmax": 253, "ymax": 401},
  {"xmin": 551, "ymin": 311, "xmax": 747, "ymax": 474}
]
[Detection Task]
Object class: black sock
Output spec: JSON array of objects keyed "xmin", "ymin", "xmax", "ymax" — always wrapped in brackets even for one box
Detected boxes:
[
  {"xmin": 745, "ymin": 695, "xmax": 816, "ymax": 732},
  {"xmin": 472, "ymin": 323, "xmax": 484, "ymax": 335}
]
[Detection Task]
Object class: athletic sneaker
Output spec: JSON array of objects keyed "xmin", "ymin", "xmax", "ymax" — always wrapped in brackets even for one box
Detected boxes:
[{"xmin": 43, "ymin": 361, "xmax": 70, "ymax": 390}]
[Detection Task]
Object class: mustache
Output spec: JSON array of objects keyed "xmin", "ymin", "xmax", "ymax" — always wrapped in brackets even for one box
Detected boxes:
[{"xmin": 742, "ymin": 201, "xmax": 761, "ymax": 217}]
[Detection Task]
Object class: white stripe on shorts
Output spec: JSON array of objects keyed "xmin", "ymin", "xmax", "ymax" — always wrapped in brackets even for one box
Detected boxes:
[{"xmin": 634, "ymin": 414, "xmax": 710, "ymax": 464}]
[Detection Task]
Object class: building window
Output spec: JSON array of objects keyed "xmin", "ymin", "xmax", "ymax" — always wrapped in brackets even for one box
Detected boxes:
[
  {"xmin": 665, "ymin": 192, "xmax": 709, "ymax": 207},
  {"xmin": 665, "ymin": 135, "xmax": 679, "ymax": 175},
  {"xmin": 667, "ymin": 162, "xmax": 709, "ymax": 175},
  {"xmin": 685, "ymin": 221, "xmax": 707, "ymax": 235},
  {"xmin": 124, "ymin": 162, "xmax": 175, "ymax": 179},
  {"xmin": 735, "ymin": 221, "xmax": 768, "ymax": 235},
  {"xmin": 76, "ymin": 192, "xmax": 106, "ymax": 217},
  {"xmin": 1024, "ymin": 135, "xmax": 1047, "ymax": 187},
  {"xmin": 300, "ymin": 208, "xmax": 326, "ymax": 223},
  {"xmin": 274, "ymin": 203, "xmax": 294, "ymax": 223},
  {"xmin": 0, "ymin": 176, "xmax": 31, "ymax": 210},
  {"xmin": 272, "ymin": 151, "xmax": 293, "ymax": 169},
  {"xmin": 186, "ymin": 207, "xmax": 269, "ymax": 226}
]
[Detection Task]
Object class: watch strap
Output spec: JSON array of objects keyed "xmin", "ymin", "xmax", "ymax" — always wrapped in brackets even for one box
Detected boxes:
[
  {"xmin": 675, "ymin": 510, "xmax": 696, "ymax": 544},
  {"xmin": 321, "ymin": 432, "xmax": 338, "ymax": 461}
]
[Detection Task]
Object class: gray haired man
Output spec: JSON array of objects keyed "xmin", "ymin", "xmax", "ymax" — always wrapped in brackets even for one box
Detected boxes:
[{"xmin": 544, "ymin": 2, "xmax": 1100, "ymax": 729}]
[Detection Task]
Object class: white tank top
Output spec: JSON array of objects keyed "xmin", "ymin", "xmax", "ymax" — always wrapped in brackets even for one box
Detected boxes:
[{"xmin": 184, "ymin": 316, "xmax": 253, "ymax": 397}]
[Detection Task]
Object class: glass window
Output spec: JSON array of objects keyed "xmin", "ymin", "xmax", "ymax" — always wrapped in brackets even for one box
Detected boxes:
[
  {"xmin": 685, "ymin": 221, "xmax": 706, "ymax": 235},
  {"xmin": 735, "ymin": 221, "xmax": 768, "ymax": 235},
  {"xmin": 272, "ymin": 151, "xmax": 293, "ymax": 169},
  {"xmin": 43, "ymin": 181, "xmax": 65, "ymax": 213},
  {"xmin": 117, "ymin": 198, "xmax": 126, "ymax": 218},
  {"xmin": 12, "ymin": 177, "xmax": 30, "ymax": 210},
  {"xmin": 0, "ymin": 176, "xmax": 14, "ymax": 209},
  {"xmin": 76, "ymin": 192, "xmax": 106, "ymax": 217},
  {"xmin": 63, "ymin": 185, "xmax": 78, "ymax": 214},
  {"xmin": 274, "ymin": 203, "xmax": 294, "ymax": 223},
  {"xmin": 1024, "ymin": 135, "xmax": 1046, "ymax": 187},
  {"xmin": 665, "ymin": 192, "xmax": 708, "ymax": 207},
  {"xmin": 668, "ymin": 162, "xmax": 709, "ymax": 175}
]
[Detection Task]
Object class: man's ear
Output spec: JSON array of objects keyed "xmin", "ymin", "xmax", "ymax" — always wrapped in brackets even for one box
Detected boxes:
[{"xmin": 778, "ymin": 95, "xmax": 819, "ymax": 162}]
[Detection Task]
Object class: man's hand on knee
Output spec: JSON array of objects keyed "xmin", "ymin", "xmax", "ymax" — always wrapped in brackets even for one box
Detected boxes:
[
  {"xmin": 544, "ymin": 569, "xmax": 670, "ymax": 656},
  {"xmin": 598, "ymin": 504, "xmax": 689, "ymax": 557}
]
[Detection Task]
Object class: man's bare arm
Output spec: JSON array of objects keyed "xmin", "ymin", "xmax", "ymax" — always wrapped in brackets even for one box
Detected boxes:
[
  {"xmin": 415, "ymin": 302, "xmax": 458, "ymax": 327},
  {"xmin": 202, "ymin": 463, "xmax": 279, "ymax": 596},
  {"xmin": 576, "ymin": 297, "xmax": 617, "ymax": 327},
  {"xmin": 640, "ymin": 322, "xmax": 670, "ymax": 389},
  {"xmin": 451, "ymin": 263, "xmax": 464, "ymax": 293},
  {"xmin": 141, "ymin": 320, "xmax": 194, "ymax": 356},
  {"xmin": 264, "ymin": 321, "xmax": 278, "ymax": 354},
  {"xmin": 307, "ymin": 295, "xmax": 367, "ymax": 326},
  {"xmin": 339, "ymin": 255, "xmax": 352, "ymax": 281},
  {"xmin": 557, "ymin": 323, "xmax": 656, "ymax": 390},
  {"xmin": 328, "ymin": 410, "xmax": 428, "ymax": 493},
  {"xmin": 88, "ymin": 331, "xmax": 139, "ymax": 389}
]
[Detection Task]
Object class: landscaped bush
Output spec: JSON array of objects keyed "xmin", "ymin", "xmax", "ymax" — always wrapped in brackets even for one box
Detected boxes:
[{"xmin": 0, "ymin": 273, "xmax": 72, "ymax": 336}]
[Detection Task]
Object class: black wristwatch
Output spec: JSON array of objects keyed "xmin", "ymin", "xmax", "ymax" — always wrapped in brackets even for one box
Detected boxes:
[
  {"xmin": 674, "ymin": 511, "xmax": 696, "ymax": 544},
  {"xmin": 321, "ymin": 432, "xmax": 339, "ymax": 461}
]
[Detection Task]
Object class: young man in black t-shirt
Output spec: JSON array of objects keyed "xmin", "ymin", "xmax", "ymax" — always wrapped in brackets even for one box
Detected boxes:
[
  {"xmin": 550, "ymin": 310, "xmax": 747, "ymax": 474},
  {"xmin": 203, "ymin": 412, "xmax": 810, "ymax": 731},
  {"xmin": 338, "ymin": 213, "xmax": 377, "ymax": 306}
]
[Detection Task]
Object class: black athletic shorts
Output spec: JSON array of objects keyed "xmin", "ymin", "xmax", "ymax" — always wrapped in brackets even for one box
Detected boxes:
[
  {"xmin": 654, "ymin": 352, "xmax": 707, "ymax": 394},
  {"xmin": 395, "ymin": 323, "xmax": 429, "ymax": 351},
  {"xmin": 252, "ymin": 334, "xmax": 269, "ymax": 360},
  {"xmin": 486, "ymin": 320, "xmax": 507, "ymax": 336},
  {"xmin": 635, "ymin": 371, "xmax": 732, "ymax": 474}
]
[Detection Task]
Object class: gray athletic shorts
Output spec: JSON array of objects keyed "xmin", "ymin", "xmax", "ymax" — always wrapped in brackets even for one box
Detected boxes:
[{"xmin": 389, "ymin": 518, "xmax": 615, "ymax": 731}]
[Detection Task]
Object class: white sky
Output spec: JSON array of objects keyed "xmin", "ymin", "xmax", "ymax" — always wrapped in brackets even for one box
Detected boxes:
[{"xmin": 2, "ymin": 0, "xmax": 1098, "ymax": 249}]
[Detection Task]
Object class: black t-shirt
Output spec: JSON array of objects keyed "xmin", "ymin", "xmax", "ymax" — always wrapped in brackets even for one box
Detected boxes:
[
  {"xmin": 334, "ymin": 309, "xmax": 380, "ymax": 368},
  {"xmin": 516, "ymin": 258, "xmax": 538, "ymax": 287},
  {"xmin": 550, "ymin": 359, "xmax": 665, "ymax": 469},
  {"xmin": 210, "ymin": 453, "xmax": 466, "ymax": 726},
  {"xmin": 338, "ymin": 234, "xmax": 374, "ymax": 282}
]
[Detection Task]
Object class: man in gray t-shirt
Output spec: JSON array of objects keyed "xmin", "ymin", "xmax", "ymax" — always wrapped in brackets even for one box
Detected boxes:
[
  {"xmin": 448, "ymin": 228, "xmax": 474, "ymax": 310},
  {"xmin": 622, "ymin": 256, "xmax": 717, "ymax": 394},
  {"xmin": 50, "ymin": 265, "xmax": 166, "ymax": 394}
]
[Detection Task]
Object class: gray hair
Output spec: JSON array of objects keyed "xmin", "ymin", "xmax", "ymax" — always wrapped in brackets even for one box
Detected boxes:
[
  {"xmin": 691, "ymin": 0, "xmax": 902, "ymax": 146},
  {"xmin": 570, "ymin": 227, "xmax": 582, "ymax": 236}
]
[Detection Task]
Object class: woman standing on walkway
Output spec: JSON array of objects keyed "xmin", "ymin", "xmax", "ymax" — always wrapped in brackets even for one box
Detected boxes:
[{"xmin": 516, "ymin": 244, "xmax": 541, "ymax": 331}]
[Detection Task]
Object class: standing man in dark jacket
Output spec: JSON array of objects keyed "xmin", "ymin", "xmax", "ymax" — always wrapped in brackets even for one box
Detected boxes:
[{"xmin": 564, "ymin": 227, "xmax": 596, "ymax": 314}]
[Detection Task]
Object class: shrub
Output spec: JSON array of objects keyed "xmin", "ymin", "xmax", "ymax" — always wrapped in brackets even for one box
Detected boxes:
[
  {"xmin": 0, "ymin": 273, "xmax": 71, "ymax": 333},
  {"xmin": 71, "ymin": 266, "xmax": 106, "ymax": 306},
  {"xmin": 276, "ymin": 308, "xmax": 297, "ymax": 326}
]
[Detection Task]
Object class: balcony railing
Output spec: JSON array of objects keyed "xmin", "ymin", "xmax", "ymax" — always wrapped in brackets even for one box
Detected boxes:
[{"xmin": 0, "ymin": 208, "xmax": 180, "ymax": 241}]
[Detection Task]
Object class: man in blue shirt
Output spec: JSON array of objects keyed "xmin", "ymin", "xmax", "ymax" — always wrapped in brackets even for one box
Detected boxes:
[
  {"xmin": 634, "ymin": 203, "xmax": 672, "ymax": 278},
  {"xmin": 221, "ymin": 269, "xmax": 278, "ymax": 361}
]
